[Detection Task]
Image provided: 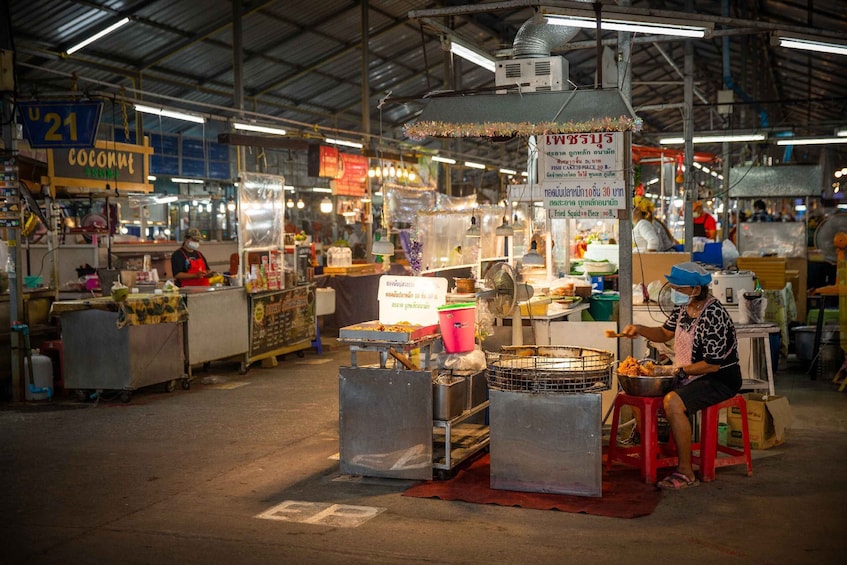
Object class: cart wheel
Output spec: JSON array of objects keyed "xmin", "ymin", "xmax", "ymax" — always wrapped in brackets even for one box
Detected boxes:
[
  {"xmin": 435, "ymin": 469, "xmax": 453, "ymax": 481},
  {"xmin": 164, "ymin": 379, "xmax": 176, "ymax": 393},
  {"xmin": 181, "ymin": 378, "xmax": 191, "ymax": 390},
  {"xmin": 297, "ymin": 350, "xmax": 305, "ymax": 358},
  {"xmin": 238, "ymin": 362, "xmax": 249, "ymax": 375},
  {"xmin": 120, "ymin": 391, "xmax": 132, "ymax": 403}
]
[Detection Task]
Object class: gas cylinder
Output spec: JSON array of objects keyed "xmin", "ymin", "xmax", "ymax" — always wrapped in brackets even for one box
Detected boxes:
[{"xmin": 25, "ymin": 350, "xmax": 54, "ymax": 401}]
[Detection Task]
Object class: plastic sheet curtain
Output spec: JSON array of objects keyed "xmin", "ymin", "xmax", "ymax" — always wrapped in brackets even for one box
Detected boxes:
[
  {"xmin": 415, "ymin": 205, "xmax": 506, "ymax": 272},
  {"xmin": 237, "ymin": 171, "xmax": 285, "ymax": 249},
  {"xmin": 385, "ymin": 186, "xmax": 436, "ymax": 225}
]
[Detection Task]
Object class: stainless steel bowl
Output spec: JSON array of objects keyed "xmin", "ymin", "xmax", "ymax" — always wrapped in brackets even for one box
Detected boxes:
[{"xmin": 616, "ymin": 373, "xmax": 675, "ymax": 397}]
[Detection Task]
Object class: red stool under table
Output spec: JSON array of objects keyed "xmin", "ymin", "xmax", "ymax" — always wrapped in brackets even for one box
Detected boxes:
[
  {"xmin": 692, "ymin": 394, "xmax": 753, "ymax": 482},
  {"xmin": 606, "ymin": 393, "xmax": 678, "ymax": 484},
  {"xmin": 39, "ymin": 339, "xmax": 65, "ymax": 392}
]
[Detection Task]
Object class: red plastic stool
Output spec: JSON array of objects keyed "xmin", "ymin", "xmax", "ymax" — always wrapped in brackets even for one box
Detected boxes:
[
  {"xmin": 39, "ymin": 340, "xmax": 64, "ymax": 392},
  {"xmin": 606, "ymin": 393, "xmax": 678, "ymax": 484},
  {"xmin": 692, "ymin": 395, "xmax": 753, "ymax": 482}
]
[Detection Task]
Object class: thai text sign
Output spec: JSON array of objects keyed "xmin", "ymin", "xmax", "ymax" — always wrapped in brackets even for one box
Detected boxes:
[
  {"xmin": 378, "ymin": 275, "xmax": 447, "ymax": 326},
  {"xmin": 47, "ymin": 139, "xmax": 153, "ymax": 193},
  {"xmin": 17, "ymin": 100, "xmax": 103, "ymax": 149},
  {"xmin": 538, "ymin": 132, "xmax": 625, "ymax": 218}
]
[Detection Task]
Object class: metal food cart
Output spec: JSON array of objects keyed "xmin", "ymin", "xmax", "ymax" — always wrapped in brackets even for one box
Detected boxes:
[{"xmin": 52, "ymin": 293, "xmax": 188, "ymax": 402}]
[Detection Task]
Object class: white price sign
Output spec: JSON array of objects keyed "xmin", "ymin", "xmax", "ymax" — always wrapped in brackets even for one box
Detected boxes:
[{"xmin": 538, "ymin": 131, "xmax": 626, "ymax": 218}]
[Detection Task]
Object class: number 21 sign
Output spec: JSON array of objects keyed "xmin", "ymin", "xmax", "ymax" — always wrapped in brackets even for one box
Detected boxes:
[{"xmin": 17, "ymin": 100, "xmax": 103, "ymax": 149}]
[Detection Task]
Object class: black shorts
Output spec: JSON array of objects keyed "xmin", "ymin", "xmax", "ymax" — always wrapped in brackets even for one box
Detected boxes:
[{"xmin": 674, "ymin": 365, "xmax": 741, "ymax": 414}]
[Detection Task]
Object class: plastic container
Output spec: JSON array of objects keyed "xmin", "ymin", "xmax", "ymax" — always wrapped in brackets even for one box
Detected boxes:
[
  {"xmin": 25, "ymin": 352, "xmax": 54, "ymax": 401},
  {"xmin": 588, "ymin": 292, "xmax": 620, "ymax": 321},
  {"xmin": 437, "ymin": 303, "xmax": 476, "ymax": 353}
]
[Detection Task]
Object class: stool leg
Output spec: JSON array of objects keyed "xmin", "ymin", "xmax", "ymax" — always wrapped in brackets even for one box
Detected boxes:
[
  {"xmin": 640, "ymin": 401, "xmax": 658, "ymax": 484},
  {"xmin": 698, "ymin": 406, "xmax": 720, "ymax": 482}
]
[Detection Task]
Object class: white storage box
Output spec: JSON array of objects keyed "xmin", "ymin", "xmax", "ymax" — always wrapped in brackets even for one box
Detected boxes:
[{"xmin": 316, "ymin": 288, "xmax": 336, "ymax": 316}]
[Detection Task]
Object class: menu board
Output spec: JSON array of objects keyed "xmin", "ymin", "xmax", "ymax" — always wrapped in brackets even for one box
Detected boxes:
[{"xmin": 249, "ymin": 285, "xmax": 315, "ymax": 357}]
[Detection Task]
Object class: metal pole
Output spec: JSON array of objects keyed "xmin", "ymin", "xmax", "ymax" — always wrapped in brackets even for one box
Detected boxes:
[
  {"xmin": 618, "ymin": 15, "xmax": 633, "ymax": 360},
  {"xmin": 361, "ymin": 0, "xmax": 373, "ymax": 257},
  {"xmin": 683, "ymin": 38, "xmax": 695, "ymax": 251}
]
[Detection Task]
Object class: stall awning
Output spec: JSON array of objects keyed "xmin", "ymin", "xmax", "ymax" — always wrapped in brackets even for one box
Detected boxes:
[{"xmin": 405, "ymin": 88, "xmax": 639, "ymax": 139}]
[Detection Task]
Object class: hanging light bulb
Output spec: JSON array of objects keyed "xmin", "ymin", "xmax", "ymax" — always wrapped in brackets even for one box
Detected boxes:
[
  {"xmin": 226, "ymin": 197, "xmax": 236, "ymax": 211},
  {"xmin": 495, "ymin": 215, "xmax": 514, "ymax": 236},
  {"xmin": 183, "ymin": 204, "xmax": 189, "ymax": 213},
  {"xmin": 219, "ymin": 202, "xmax": 225, "ymax": 214},
  {"xmin": 296, "ymin": 198, "xmax": 305, "ymax": 209},
  {"xmin": 368, "ymin": 168, "xmax": 376, "ymax": 178},
  {"xmin": 512, "ymin": 213, "xmax": 526, "ymax": 230},
  {"xmin": 408, "ymin": 169, "xmax": 416, "ymax": 181},
  {"xmin": 465, "ymin": 215, "xmax": 480, "ymax": 237},
  {"xmin": 286, "ymin": 199, "xmax": 294, "ymax": 208},
  {"xmin": 521, "ymin": 240, "xmax": 544, "ymax": 266},
  {"xmin": 382, "ymin": 165, "xmax": 389, "ymax": 177},
  {"xmin": 320, "ymin": 196, "xmax": 333, "ymax": 214}
]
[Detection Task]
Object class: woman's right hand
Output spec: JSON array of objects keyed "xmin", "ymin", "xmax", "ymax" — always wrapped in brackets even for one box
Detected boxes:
[{"xmin": 621, "ymin": 324, "xmax": 640, "ymax": 338}]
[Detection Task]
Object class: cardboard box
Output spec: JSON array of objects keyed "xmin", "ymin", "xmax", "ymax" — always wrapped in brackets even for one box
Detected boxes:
[{"xmin": 727, "ymin": 393, "xmax": 793, "ymax": 450}]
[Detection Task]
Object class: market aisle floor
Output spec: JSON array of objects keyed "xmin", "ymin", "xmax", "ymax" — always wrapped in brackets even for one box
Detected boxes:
[{"xmin": 1, "ymin": 340, "xmax": 845, "ymax": 564}]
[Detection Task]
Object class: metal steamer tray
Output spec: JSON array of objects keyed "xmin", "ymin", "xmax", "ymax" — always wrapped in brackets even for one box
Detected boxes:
[
  {"xmin": 338, "ymin": 321, "xmax": 439, "ymax": 343},
  {"xmin": 485, "ymin": 345, "xmax": 614, "ymax": 394}
]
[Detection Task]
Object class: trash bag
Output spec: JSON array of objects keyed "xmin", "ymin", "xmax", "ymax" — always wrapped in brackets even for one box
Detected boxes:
[{"xmin": 722, "ymin": 239, "xmax": 740, "ymax": 269}]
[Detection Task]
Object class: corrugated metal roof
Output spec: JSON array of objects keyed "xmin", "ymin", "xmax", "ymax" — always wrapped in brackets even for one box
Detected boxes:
[{"xmin": 7, "ymin": 0, "xmax": 847, "ymax": 170}]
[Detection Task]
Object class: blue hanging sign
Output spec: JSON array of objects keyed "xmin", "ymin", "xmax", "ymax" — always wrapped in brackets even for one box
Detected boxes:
[{"xmin": 17, "ymin": 100, "xmax": 103, "ymax": 149}]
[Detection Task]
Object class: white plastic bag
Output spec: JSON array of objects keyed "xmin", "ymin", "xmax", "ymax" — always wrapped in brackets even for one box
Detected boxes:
[
  {"xmin": 739, "ymin": 291, "xmax": 767, "ymax": 324},
  {"xmin": 722, "ymin": 239, "xmax": 740, "ymax": 269}
]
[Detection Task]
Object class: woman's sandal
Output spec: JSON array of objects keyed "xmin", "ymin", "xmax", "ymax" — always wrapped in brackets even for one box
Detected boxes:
[{"xmin": 657, "ymin": 471, "xmax": 700, "ymax": 490}]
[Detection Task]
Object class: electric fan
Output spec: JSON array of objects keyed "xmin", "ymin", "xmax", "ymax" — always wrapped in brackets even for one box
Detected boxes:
[{"xmin": 478, "ymin": 262, "xmax": 534, "ymax": 346}]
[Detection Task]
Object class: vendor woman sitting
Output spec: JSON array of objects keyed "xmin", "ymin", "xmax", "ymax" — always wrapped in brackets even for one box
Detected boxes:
[{"xmin": 171, "ymin": 228, "xmax": 212, "ymax": 287}]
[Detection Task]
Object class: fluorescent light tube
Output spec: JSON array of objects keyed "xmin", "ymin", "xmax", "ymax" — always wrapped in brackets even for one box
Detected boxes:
[
  {"xmin": 154, "ymin": 195, "xmax": 179, "ymax": 204},
  {"xmin": 171, "ymin": 177, "xmax": 204, "ymax": 184},
  {"xmin": 837, "ymin": 128, "xmax": 847, "ymax": 137},
  {"xmin": 325, "ymin": 137, "xmax": 363, "ymax": 149},
  {"xmin": 135, "ymin": 104, "xmax": 205, "ymax": 124},
  {"xmin": 465, "ymin": 161, "xmax": 486, "ymax": 170},
  {"xmin": 499, "ymin": 168, "xmax": 517, "ymax": 175},
  {"xmin": 233, "ymin": 122, "xmax": 287, "ymax": 135},
  {"xmin": 659, "ymin": 133, "xmax": 766, "ymax": 144},
  {"xmin": 776, "ymin": 137, "xmax": 847, "ymax": 146},
  {"xmin": 432, "ymin": 156, "xmax": 456, "ymax": 164},
  {"xmin": 545, "ymin": 14, "xmax": 707, "ymax": 38},
  {"xmin": 449, "ymin": 40, "xmax": 496, "ymax": 72},
  {"xmin": 311, "ymin": 187, "xmax": 333, "ymax": 193},
  {"xmin": 66, "ymin": 17, "xmax": 131, "ymax": 55},
  {"xmin": 778, "ymin": 37, "xmax": 847, "ymax": 56}
]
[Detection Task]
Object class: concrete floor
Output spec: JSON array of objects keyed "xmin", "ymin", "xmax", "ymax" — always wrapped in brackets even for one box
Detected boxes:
[{"xmin": 1, "ymin": 339, "xmax": 845, "ymax": 565}]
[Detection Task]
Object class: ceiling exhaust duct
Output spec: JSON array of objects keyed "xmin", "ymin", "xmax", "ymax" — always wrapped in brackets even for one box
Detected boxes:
[{"xmin": 512, "ymin": 3, "xmax": 591, "ymax": 59}]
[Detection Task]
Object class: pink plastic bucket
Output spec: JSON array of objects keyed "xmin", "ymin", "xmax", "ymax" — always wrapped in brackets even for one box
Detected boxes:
[{"xmin": 438, "ymin": 303, "xmax": 476, "ymax": 353}]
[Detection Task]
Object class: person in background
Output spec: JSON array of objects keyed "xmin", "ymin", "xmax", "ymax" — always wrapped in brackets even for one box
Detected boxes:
[
  {"xmin": 750, "ymin": 199, "xmax": 773, "ymax": 222},
  {"xmin": 622, "ymin": 262, "xmax": 741, "ymax": 490},
  {"xmin": 343, "ymin": 223, "xmax": 365, "ymax": 259},
  {"xmin": 634, "ymin": 196, "xmax": 676, "ymax": 251},
  {"xmin": 632, "ymin": 206, "xmax": 660, "ymax": 252},
  {"xmin": 692, "ymin": 201, "xmax": 717, "ymax": 239},
  {"xmin": 171, "ymin": 228, "xmax": 212, "ymax": 287}
]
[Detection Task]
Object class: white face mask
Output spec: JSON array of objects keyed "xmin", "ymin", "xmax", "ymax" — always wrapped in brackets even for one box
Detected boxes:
[{"xmin": 186, "ymin": 240, "xmax": 200, "ymax": 251}]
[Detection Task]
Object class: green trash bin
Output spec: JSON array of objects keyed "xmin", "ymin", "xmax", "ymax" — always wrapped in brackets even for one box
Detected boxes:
[{"xmin": 589, "ymin": 292, "xmax": 620, "ymax": 321}]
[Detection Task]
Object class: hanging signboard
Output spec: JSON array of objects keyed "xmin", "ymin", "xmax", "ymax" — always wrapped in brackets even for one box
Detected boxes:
[
  {"xmin": 47, "ymin": 138, "xmax": 154, "ymax": 195},
  {"xmin": 537, "ymin": 132, "xmax": 626, "ymax": 218},
  {"xmin": 17, "ymin": 100, "xmax": 103, "ymax": 149},
  {"xmin": 331, "ymin": 153, "xmax": 369, "ymax": 197}
]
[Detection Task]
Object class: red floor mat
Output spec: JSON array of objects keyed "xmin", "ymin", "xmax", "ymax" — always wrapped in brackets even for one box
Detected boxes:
[{"xmin": 403, "ymin": 454, "xmax": 661, "ymax": 519}]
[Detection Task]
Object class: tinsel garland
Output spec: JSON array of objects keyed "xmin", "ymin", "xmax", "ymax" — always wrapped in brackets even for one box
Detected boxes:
[{"xmin": 404, "ymin": 116, "xmax": 642, "ymax": 140}]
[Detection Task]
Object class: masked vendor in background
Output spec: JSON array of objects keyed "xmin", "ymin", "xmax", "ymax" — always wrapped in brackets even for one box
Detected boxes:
[
  {"xmin": 692, "ymin": 201, "xmax": 717, "ymax": 240},
  {"xmin": 622, "ymin": 262, "xmax": 741, "ymax": 490},
  {"xmin": 171, "ymin": 227, "xmax": 213, "ymax": 287}
]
